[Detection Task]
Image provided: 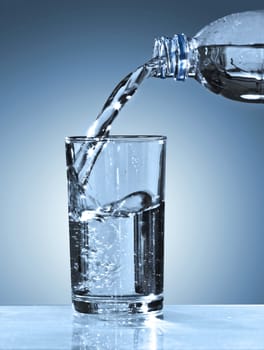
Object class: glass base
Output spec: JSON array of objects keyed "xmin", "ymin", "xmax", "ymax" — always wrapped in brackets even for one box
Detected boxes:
[{"xmin": 72, "ymin": 295, "xmax": 163, "ymax": 316}]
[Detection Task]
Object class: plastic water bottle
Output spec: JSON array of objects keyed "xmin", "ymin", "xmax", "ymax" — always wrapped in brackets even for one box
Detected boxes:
[{"xmin": 153, "ymin": 10, "xmax": 264, "ymax": 103}]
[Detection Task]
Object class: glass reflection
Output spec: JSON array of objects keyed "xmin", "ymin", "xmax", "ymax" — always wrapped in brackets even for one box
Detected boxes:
[{"xmin": 72, "ymin": 312, "xmax": 164, "ymax": 350}]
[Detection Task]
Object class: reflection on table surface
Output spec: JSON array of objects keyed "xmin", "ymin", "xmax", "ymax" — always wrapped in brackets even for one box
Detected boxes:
[
  {"xmin": 0, "ymin": 305, "xmax": 264, "ymax": 349},
  {"xmin": 72, "ymin": 312, "xmax": 165, "ymax": 349}
]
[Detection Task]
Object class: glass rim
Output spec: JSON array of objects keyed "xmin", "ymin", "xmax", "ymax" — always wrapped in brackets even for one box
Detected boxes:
[{"xmin": 65, "ymin": 135, "xmax": 167, "ymax": 142}]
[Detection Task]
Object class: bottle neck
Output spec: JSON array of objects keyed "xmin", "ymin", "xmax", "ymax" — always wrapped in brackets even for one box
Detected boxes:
[{"xmin": 152, "ymin": 34, "xmax": 197, "ymax": 81}]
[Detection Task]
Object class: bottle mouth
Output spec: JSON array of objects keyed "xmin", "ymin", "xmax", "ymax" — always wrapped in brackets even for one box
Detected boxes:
[{"xmin": 152, "ymin": 34, "xmax": 189, "ymax": 80}]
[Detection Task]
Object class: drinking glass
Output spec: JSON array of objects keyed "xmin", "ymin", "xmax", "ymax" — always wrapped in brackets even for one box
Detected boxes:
[{"xmin": 65, "ymin": 135, "xmax": 166, "ymax": 315}]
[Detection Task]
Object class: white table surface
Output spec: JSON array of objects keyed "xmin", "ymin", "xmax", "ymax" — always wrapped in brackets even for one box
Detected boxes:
[{"xmin": 0, "ymin": 305, "xmax": 263, "ymax": 349}]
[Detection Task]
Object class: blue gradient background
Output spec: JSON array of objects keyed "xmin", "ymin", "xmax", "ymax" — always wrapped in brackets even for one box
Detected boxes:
[{"xmin": 0, "ymin": 0, "xmax": 264, "ymax": 305}]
